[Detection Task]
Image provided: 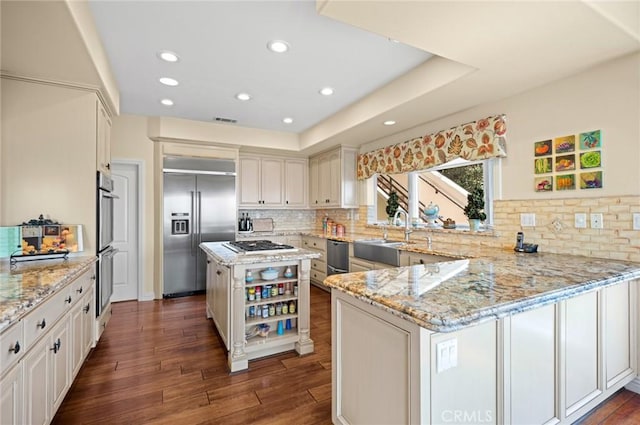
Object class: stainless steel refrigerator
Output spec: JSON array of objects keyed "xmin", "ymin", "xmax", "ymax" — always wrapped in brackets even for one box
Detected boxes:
[{"xmin": 163, "ymin": 157, "xmax": 236, "ymax": 297}]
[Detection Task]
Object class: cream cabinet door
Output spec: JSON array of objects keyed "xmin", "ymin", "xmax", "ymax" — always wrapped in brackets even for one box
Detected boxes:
[
  {"xmin": 239, "ymin": 157, "xmax": 262, "ymax": 206},
  {"xmin": 0, "ymin": 363, "xmax": 23, "ymax": 425},
  {"xmin": 96, "ymin": 100, "xmax": 112, "ymax": 174},
  {"xmin": 260, "ymin": 158, "xmax": 284, "ymax": 206},
  {"xmin": 212, "ymin": 264, "xmax": 231, "ymax": 350},
  {"xmin": 23, "ymin": 336, "xmax": 50, "ymax": 425},
  {"xmin": 50, "ymin": 317, "xmax": 71, "ymax": 414},
  {"xmin": 349, "ymin": 258, "xmax": 374, "ymax": 272},
  {"xmin": 317, "ymin": 153, "xmax": 332, "ymax": 206},
  {"xmin": 327, "ymin": 149, "xmax": 341, "ymax": 206},
  {"xmin": 284, "ymin": 159, "xmax": 307, "ymax": 207},
  {"xmin": 309, "ymin": 157, "xmax": 320, "ymax": 207}
]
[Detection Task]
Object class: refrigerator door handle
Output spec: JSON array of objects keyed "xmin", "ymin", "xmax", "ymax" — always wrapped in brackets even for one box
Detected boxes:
[
  {"xmin": 190, "ymin": 191, "xmax": 196, "ymax": 254},
  {"xmin": 197, "ymin": 191, "xmax": 202, "ymax": 245}
]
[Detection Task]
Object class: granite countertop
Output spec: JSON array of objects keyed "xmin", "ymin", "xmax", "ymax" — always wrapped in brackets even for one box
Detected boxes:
[
  {"xmin": 0, "ymin": 255, "xmax": 97, "ymax": 332},
  {"xmin": 200, "ymin": 242, "xmax": 321, "ymax": 266},
  {"xmin": 323, "ymin": 250, "xmax": 640, "ymax": 333}
]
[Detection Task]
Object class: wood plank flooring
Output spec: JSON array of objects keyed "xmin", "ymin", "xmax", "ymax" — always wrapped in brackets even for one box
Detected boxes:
[{"xmin": 53, "ymin": 285, "xmax": 637, "ymax": 424}]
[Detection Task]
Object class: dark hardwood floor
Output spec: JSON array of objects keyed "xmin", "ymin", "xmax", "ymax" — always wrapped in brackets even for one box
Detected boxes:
[{"xmin": 53, "ymin": 285, "xmax": 637, "ymax": 425}]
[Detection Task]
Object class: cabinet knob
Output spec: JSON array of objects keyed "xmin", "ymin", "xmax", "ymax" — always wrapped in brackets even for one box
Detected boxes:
[
  {"xmin": 9, "ymin": 341, "xmax": 20, "ymax": 354},
  {"xmin": 419, "ymin": 259, "xmax": 424, "ymax": 264},
  {"xmin": 91, "ymin": 275, "xmax": 96, "ymax": 280},
  {"xmin": 76, "ymin": 286, "xmax": 83, "ymax": 294},
  {"xmin": 106, "ymin": 163, "xmax": 111, "ymax": 170},
  {"xmin": 37, "ymin": 318, "xmax": 46, "ymax": 329},
  {"xmin": 216, "ymin": 270, "xmax": 222, "ymax": 275},
  {"xmin": 65, "ymin": 296, "xmax": 72, "ymax": 304},
  {"xmin": 84, "ymin": 303, "xmax": 90, "ymax": 314}
]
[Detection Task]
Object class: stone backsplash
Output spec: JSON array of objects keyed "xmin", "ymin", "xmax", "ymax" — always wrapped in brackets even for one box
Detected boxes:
[{"xmin": 256, "ymin": 196, "xmax": 640, "ymax": 263}]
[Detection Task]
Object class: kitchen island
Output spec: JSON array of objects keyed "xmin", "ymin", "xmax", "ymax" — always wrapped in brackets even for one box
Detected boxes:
[
  {"xmin": 200, "ymin": 241, "xmax": 321, "ymax": 372},
  {"xmin": 323, "ymin": 250, "xmax": 640, "ymax": 425}
]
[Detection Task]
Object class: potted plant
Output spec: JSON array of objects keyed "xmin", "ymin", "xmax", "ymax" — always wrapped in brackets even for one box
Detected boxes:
[
  {"xmin": 386, "ymin": 191, "xmax": 399, "ymax": 224},
  {"xmin": 463, "ymin": 187, "xmax": 487, "ymax": 231}
]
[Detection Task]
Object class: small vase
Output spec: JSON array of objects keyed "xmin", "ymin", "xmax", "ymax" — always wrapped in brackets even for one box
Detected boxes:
[{"xmin": 468, "ymin": 219, "xmax": 481, "ymax": 232}]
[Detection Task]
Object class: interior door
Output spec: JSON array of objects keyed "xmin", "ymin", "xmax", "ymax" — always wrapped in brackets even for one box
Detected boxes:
[{"xmin": 111, "ymin": 162, "xmax": 139, "ymax": 301}]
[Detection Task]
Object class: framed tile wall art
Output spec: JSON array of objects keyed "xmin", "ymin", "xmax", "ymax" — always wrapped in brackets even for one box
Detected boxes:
[{"xmin": 534, "ymin": 130, "xmax": 603, "ymax": 192}]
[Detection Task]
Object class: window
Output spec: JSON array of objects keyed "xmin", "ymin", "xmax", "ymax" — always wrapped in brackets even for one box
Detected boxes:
[{"xmin": 370, "ymin": 158, "xmax": 496, "ymax": 229}]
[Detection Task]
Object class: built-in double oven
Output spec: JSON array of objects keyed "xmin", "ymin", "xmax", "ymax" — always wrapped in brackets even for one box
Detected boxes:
[{"xmin": 97, "ymin": 171, "xmax": 118, "ymax": 316}]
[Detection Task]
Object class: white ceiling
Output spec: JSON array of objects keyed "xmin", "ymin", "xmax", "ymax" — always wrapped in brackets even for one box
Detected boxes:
[
  {"xmin": 1, "ymin": 1, "xmax": 639, "ymax": 156},
  {"xmin": 87, "ymin": 0, "xmax": 432, "ymax": 133}
]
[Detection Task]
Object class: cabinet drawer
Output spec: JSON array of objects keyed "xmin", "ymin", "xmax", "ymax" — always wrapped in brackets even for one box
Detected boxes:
[
  {"xmin": 310, "ymin": 269, "xmax": 327, "ymax": 283},
  {"xmin": 0, "ymin": 321, "xmax": 24, "ymax": 376},
  {"xmin": 302, "ymin": 236, "xmax": 327, "ymax": 253},
  {"xmin": 24, "ymin": 288, "xmax": 71, "ymax": 347},
  {"xmin": 70, "ymin": 269, "xmax": 95, "ymax": 304},
  {"xmin": 311, "ymin": 258, "xmax": 326, "ymax": 273}
]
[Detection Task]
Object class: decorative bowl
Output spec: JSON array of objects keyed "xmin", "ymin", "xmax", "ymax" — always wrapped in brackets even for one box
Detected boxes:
[{"xmin": 260, "ymin": 267, "xmax": 278, "ymax": 280}]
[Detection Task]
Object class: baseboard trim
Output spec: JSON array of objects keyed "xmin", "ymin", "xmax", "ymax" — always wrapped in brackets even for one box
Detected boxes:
[
  {"xmin": 625, "ymin": 377, "xmax": 640, "ymax": 394},
  {"xmin": 139, "ymin": 292, "xmax": 156, "ymax": 302}
]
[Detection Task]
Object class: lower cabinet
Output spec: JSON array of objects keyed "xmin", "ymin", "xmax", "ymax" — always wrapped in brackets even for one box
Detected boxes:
[
  {"xmin": 0, "ymin": 266, "xmax": 96, "ymax": 425},
  {"xmin": 0, "ymin": 363, "xmax": 23, "ymax": 425}
]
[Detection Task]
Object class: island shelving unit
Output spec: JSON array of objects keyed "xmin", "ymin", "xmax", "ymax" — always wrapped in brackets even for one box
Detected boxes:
[{"xmin": 200, "ymin": 242, "xmax": 320, "ymax": 372}]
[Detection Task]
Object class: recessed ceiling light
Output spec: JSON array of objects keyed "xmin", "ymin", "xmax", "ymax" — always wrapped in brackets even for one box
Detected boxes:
[
  {"xmin": 158, "ymin": 51, "xmax": 179, "ymax": 62},
  {"xmin": 235, "ymin": 93, "xmax": 251, "ymax": 101},
  {"xmin": 319, "ymin": 87, "xmax": 334, "ymax": 96},
  {"xmin": 267, "ymin": 40, "xmax": 290, "ymax": 53},
  {"xmin": 160, "ymin": 99, "xmax": 174, "ymax": 106},
  {"xmin": 282, "ymin": 117, "xmax": 293, "ymax": 124},
  {"xmin": 383, "ymin": 120, "xmax": 396, "ymax": 126},
  {"xmin": 159, "ymin": 77, "xmax": 179, "ymax": 86}
]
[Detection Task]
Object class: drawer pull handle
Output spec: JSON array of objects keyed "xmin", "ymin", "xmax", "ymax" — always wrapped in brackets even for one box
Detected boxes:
[
  {"xmin": 50, "ymin": 338, "xmax": 61, "ymax": 354},
  {"xmin": 83, "ymin": 303, "xmax": 91, "ymax": 314},
  {"xmin": 65, "ymin": 296, "xmax": 72, "ymax": 304},
  {"xmin": 216, "ymin": 270, "xmax": 222, "ymax": 275},
  {"xmin": 38, "ymin": 319, "xmax": 46, "ymax": 329},
  {"xmin": 76, "ymin": 286, "xmax": 83, "ymax": 294},
  {"xmin": 91, "ymin": 275, "xmax": 96, "ymax": 280},
  {"xmin": 9, "ymin": 341, "xmax": 20, "ymax": 354}
]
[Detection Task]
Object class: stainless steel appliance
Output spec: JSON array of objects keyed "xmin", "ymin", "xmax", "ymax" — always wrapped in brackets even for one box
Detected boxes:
[
  {"xmin": 223, "ymin": 240, "xmax": 297, "ymax": 255},
  {"xmin": 163, "ymin": 157, "xmax": 236, "ymax": 297},
  {"xmin": 327, "ymin": 240, "xmax": 349, "ymax": 275},
  {"xmin": 96, "ymin": 171, "xmax": 118, "ymax": 316}
]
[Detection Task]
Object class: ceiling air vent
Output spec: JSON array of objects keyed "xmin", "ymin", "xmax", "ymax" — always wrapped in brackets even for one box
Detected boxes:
[{"xmin": 214, "ymin": 117, "xmax": 237, "ymax": 124}]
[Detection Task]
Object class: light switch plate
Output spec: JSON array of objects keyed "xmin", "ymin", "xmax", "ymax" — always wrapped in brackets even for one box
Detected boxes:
[
  {"xmin": 520, "ymin": 213, "xmax": 536, "ymax": 227},
  {"xmin": 590, "ymin": 213, "xmax": 604, "ymax": 229},
  {"xmin": 575, "ymin": 213, "xmax": 587, "ymax": 228}
]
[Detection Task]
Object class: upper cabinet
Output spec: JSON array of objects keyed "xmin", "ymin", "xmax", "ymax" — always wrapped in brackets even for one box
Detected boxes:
[
  {"xmin": 239, "ymin": 155, "xmax": 307, "ymax": 208},
  {"xmin": 309, "ymin": 146, "xmax": 357, "ymax": 208},
  {"xmin": 96, "ymin": 99, "xmax": 112, "ymax": 175}
]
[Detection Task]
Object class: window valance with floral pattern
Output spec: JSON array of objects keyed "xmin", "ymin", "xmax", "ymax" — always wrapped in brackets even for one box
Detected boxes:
[{"xmin": 356, "ymin": 114, "xmax": 507, "ymax": 180}]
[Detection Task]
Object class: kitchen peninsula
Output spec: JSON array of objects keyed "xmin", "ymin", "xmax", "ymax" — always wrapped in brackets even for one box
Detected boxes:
[
  {"xmin": 323, "ymin": 249, "xmax": 640, "ymax": 425},
  {"xmin": 200, "ymin": 241, "xmax": 321, "ymax": 372}
]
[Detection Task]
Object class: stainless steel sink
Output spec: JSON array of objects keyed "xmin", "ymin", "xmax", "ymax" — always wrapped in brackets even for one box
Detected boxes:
[{"xmin": 353, "ymin": 239, "xmax": 404, "ymax": 266}]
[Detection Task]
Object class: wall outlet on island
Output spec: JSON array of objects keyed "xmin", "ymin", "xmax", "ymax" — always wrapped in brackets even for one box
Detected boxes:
[
  {"xmin": 574, "ymin": 213, "xmax": 587, "ymax": 228},
  {"xmin": 436, "ymin": 338, "xmax": 458, "ymax": 373},
  {"xmin": 633, "ymin": 213, "xmax": 640, "ymax": 230},
  {"xmin": 590, "ymin": 213, "xmax": 603, "ymax": 229}
]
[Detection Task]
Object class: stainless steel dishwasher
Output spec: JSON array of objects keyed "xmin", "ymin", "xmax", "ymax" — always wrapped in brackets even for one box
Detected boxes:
[{"xmin": 327, "ymin": 240, "xmax": 349, "ymax": 275}]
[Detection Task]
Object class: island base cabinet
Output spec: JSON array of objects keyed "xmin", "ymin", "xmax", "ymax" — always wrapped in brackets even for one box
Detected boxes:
[
  {"xmin": 23, "ymin": 335, "xmax": 51, "ymax": 425},
  {"xmin": 331, "ymin": 279, "xmax": 637, "ymax": 425}
]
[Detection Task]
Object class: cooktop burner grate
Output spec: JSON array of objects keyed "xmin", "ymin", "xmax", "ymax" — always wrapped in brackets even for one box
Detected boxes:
[{"xmin": 225, "ymin": 240, "xmax": 295, "ymax": 253}]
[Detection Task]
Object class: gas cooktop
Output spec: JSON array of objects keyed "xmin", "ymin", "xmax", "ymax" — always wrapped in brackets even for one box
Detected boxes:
[{"xmin": 224, "ymin": 240, "xmax": 297, "ymax": 254}]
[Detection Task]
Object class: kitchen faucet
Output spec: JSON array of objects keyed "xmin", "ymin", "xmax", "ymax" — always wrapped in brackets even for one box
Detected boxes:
[
  {"xmin": 393, "ymin": 210, "xmax": 412, "ymax": 242},
  {"xmin": 381, "ymin": 223, "xmax": 388, "ymax": 241}
]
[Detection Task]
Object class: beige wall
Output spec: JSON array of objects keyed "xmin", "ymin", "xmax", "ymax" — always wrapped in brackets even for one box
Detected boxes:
[
  {"xmin": 110, "ymin": 114, "xmax": 155, "ymax": 298},
  {"xmin": 360, "ymin": 52, "xmax": 640, "ymax": 200},
  {"xmin": 1, "ymin": 78, "xmax": 97, "ymax": 251}
]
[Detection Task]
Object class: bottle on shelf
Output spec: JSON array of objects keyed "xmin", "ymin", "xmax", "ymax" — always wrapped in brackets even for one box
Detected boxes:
[
  {"xmin": 289, "ymin": 300, "xmax": 296, "ymax": 314},
  {"xmin": 277, "ymin": 320, "xmax": 284, "ymax": 335}
]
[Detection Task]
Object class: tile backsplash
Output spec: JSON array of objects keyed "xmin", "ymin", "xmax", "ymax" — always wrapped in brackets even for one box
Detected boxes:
[{"xmin": 251, "ymin": 196, "xmax": 640, "ymax": 263}]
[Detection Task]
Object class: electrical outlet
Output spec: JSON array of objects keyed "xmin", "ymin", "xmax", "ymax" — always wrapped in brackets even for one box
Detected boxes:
[
  {"xmin": 574, "ymin": 213, "xmax": 587, "ymax": 228},
  {"xmin": 520, "ymin": 213, "xmax": 536, "ymax": 227},
  {"xmin": 590, "ymin": 213, "xmax": 604, "ymax": 229},
  {"xmin": 633, "ymin": 213, "xmax": 640, "ymax": 230}
]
